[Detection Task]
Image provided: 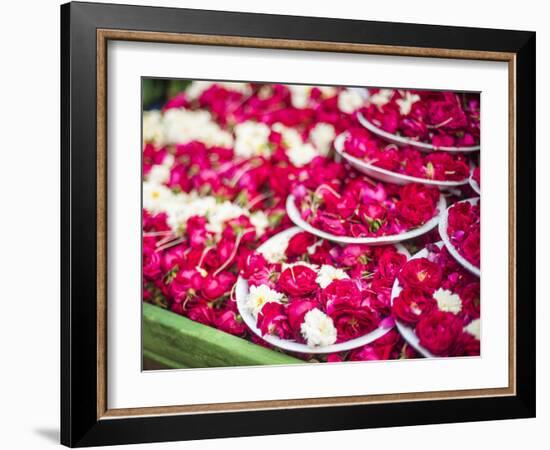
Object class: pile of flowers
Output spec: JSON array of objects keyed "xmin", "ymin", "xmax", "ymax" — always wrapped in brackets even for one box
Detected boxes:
[
  {"xmin": 293, "ymin": 177, "xmax": 441, "ymax": 237},
  {"xmin": 446, "ymin": 200, "xmax": 481, "ymax": 268},
  {"xmin": 361, "ymin": 89, "xmax": 480, "ymax": 148},
  {"xmin": 241, "ymin": 230, "xmax": 406, "ymax": 347},
  {"xmin": 341, "ymin": 127, "xmax": 471, "ymax": 181},
  {"xmin": 141, "ymin": 80, "xmax": 481, "ymax": 363},
  {"xmin": 391, "ymin": 244, "xmax": 480, "ymax": 356}
]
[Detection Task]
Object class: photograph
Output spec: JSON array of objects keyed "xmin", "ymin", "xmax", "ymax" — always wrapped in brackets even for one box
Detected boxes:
[{"xmin": 141, "ymin": 79, "xmax": 481, "ymax": 368}]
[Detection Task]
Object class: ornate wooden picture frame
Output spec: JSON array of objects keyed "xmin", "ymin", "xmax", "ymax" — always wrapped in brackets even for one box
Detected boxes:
[{"xmin": 61, "ymin": 2, "xmax": 535, "ymax": 447}]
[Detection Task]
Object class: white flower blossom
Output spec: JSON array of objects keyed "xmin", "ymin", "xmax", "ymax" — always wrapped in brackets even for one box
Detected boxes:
[
  {"xmin": 464, "ymin": 318, "xmax": 481, "ymax": 340},
  {"xmin": 301, "ymin": 308, "xmax": 338, "ymax": 347},
  {"xmin": 318, "ymin": 86, "xmax": 337, "ymax": 98},
  {"xmin": 316, "ymin": 264, "xmax": 350, "ymax": 289},
  {"xmin": 434, "ymin": 288, "xmax": 463, "ymax": 314},
  {"xmin": 234, "ymin": 121, "xmax": 271, "ymax": 159},
  {"xmin": 147, "ymin": 154, "xmax": 174, "ymax": 184},
  {"xmin": 142, "ymin": 110, "xmax": 165, "ymax": 146},
  {"xmin": 165, "ymin": 195, "xmax": 215, "ymax": 235},
  {"xmin": 338, "ymin": 88, "xmax": 364, "ymax": 114},
  {"xmin": 287, "ymin": 85, "xmax": 312, "ymax": 109},
  {"xmin": 247, "ymin": 284, "xmax": 284, "ymax": 319},
  {"xmin": 162, "ymin": 108, "xmax": 233, "ymax": 147},
  {"xmin": 369, "ymin": 88, "xmax": 394, "ymax": 109},
  {"xmin": 287, "ymin": 85, "xmax": 336, "ymax": 109},
  {"xmin": 287, "ymin": 142, "xmax": 318, "ymax": 167},
  {"xmin": 142, "ymin": 181, "xmax": 175, "ymax": 214},
  {"xmin": 147, "ymin": 164, "xmax": 171, "ymax": 185},
  {"xmin": 309, "ymin": 122, "xmax": 335, "ymax": 156},
  {"xmin": 272, "ymin": 123, "xmax": 303, "ymax": 149},
  {"xmin": 250, "ymin": 211, "xmax": 269, "ymax": 237},
  {"xmin": 205, "ymin": 200, "xmax": 248, "ymax": 234},
  {"xmin": 396, "ymin": 91, "xmax": 420, "ymax": 115},
  {"xmin": 258, "ymin": 232, "xmax": 290, "ymax": 263}
]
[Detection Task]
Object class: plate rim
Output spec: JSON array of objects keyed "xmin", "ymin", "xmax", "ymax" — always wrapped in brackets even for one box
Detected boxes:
[
  {"xmin": 438, "ymin": 197, "xmax": 481, "ymax": 277},
  {"xmin": 286, "ymin": 193, "xmax": 447, "ymax": 245},
  {"xmin": 334, "ymin": 132, "xmax": 470, "ymax": 188},
  {"xmin": 357, "ymin": 111, "xmax": 481, "ymax": 153}
]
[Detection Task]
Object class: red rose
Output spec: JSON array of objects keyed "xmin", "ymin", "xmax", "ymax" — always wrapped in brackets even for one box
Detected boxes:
[
  {"xmin": 143, "ymin": 250, "xmax": 162, "ymax": 280},
  {"xmin": 187, "ymin": 302, "xmax": 215, "ymax": 326},
  {"xmin": 392, "ymin": 287, "xmax": 436, "ymax": 325},
  {"xmin": 169, "ymin": 269, "xmax": 204, "ymax": 303},
  {"xmin": 215, "ymin": 309, "xmax": 247, "ymax": 336},
  {"xmin": 313, "ymin": 213, "xmax": 348, "ymax": 236},
  {"xmin": 453, "ymin": 331, "xmax": 480, "ymax": 356},
  {"xmin": 331, "ymin": 307, "xmax": 379, "ymax": 342},
  {"xmin": 398, "ymin": 258, "xmax": 442, "ymax": 292},
  {"xmin": 278, "ymin": 265, "xmax": 318, "ymax": 297},
  {"xmin": 308, "ymin": 240, "xmax": 333, "ymax": 265},
  {"xmin": 336, "ymin": 192, "xmax": 359, "ymax": 219},
  {"xmin": 326, "ymin": 353, "xmax": 344, "ymax": 363},
  {"xmin": 349, "ymin": 329, "xmax": 403, "ymax": 361},
  {"xmin": 459, "ymin": 282, "xmax": 481, "ymax": 319},
  {"xmin": 400, "ymin": 118, "xmax": 428, "ymax": 139},
  {"xmin": 257, "ymin": 302, "xmax": 291, "ymax": 339},
  {"xmin": 202, "ymin": 272, "xmax": 237, "ymax": 300},
  {"xmin": 287, "ymin": 299, "xmax": 318, "ymax": 331},
  {"xmin": 286, "ymin": 232, "xmax": 317, "ymax": 258},
  {"xmin": 473, "ymin": 167, "xmax": 480, "ymax": 186},
  {"xmin": 238, "ymin": 251, "xmax": 268, "ymax": 278},
  {"xmin": 322, "ymin": 279, "xmax": 362, "ymax": 315},
  {"xmin": 377, "ymin": 249, "xmax": 407, "ymax": 282},
  {"xmin": 448, "ymin": 202, "xmax": 475, "ymax": 234},
  {"xmin": 397, "ymin": 184, "xmax": 438, "ymax": 227},
  {"xmin": 461, "ymin": 228, "xmax": 480, "ymax": 266},
  {"xmin": 415, "ymin": 310, "xmax": 463, "ymax": 356}
]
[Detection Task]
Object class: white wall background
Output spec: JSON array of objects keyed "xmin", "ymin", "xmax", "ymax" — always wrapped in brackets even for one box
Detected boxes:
[{"xmin": 0, "ymin": 0, "xmax": 545, "ymax": 448}]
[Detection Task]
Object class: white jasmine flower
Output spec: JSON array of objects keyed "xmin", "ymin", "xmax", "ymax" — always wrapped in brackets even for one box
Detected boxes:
[
  {"xmin": 165, "ymin": 195, "xmax": 216, "ymax": 235},
  {"xmin": 301, "ymin": 308, "xmax": 338, "ymax": 347},
  {"xmin": 258, "ymin": 232, "xmax": 290, "ymax": 263},
  {"xmin": 247, "ymin": 284, "xmax": 284, "ymax": 318},
  {"xmin": 287, "ymin": 85, "xmax": 337, "ymax": 109},
  {"xmin": 142, "ymin": 181, "xmax": 174, "ymax": 214},
  {"xmin": 309, "ymin": 122, "xmax": 335, "ymax": 156},
  {"xmin": 464, "ymin": 318, "xmax": 481, "ymax": 340},
  {"xmin": 287, "ymin": 142, "xmax": 318, "ymax": 167},
  {"xmin": 234, "ymin": 121, "xmax": 271, "ymax": 159},
  {"xmin": 369, "ymin": 88, "xmax": 394, "ymax": 108},
  {"xmin": 272, "ymin": 123, "xmax": 303, "ymax": 149},
  {"xmin": 338, "ymin": 88, "xmax": 364, "ymax": 114},
  {"xmin": 316, "ymin": 264, "xmax": 349, "ymax": 289},
  {"xmin": 434, "ymin": 288, "xmax": 463, "ymax": 314},
  {"xmin": 318, "ymin": 85, "xmax": 337, "ymax": 98},
  {"xmin": 250, "ymin": 211, "xmax": 269, "ymax": 237},
  {"xmin": 142, "ymin": 110, "xmax": 165, "ymax": 146},
  {"xmin": 163, "ymin": 108, "xmax": 233, "ymax": 147},
  {"xmin": 287, "ymin": 85, "xmax": 311, "ymax": 109},
  {"xmin": 396, "ymin": 91, "xmax": 420, "ymax": 115},
  {"xmin": 205, "ymin": 200, "xmax": 247, "ymax": 234},
  {"xmin": 147, "ymin": 163, "xmax": 171, "ymax": 185}
]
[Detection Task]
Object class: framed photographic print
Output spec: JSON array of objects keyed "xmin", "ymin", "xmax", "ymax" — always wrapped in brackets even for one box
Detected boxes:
[{"xmin": 60, "ymin": 1, "xmax": 536, "ymax": 447}]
